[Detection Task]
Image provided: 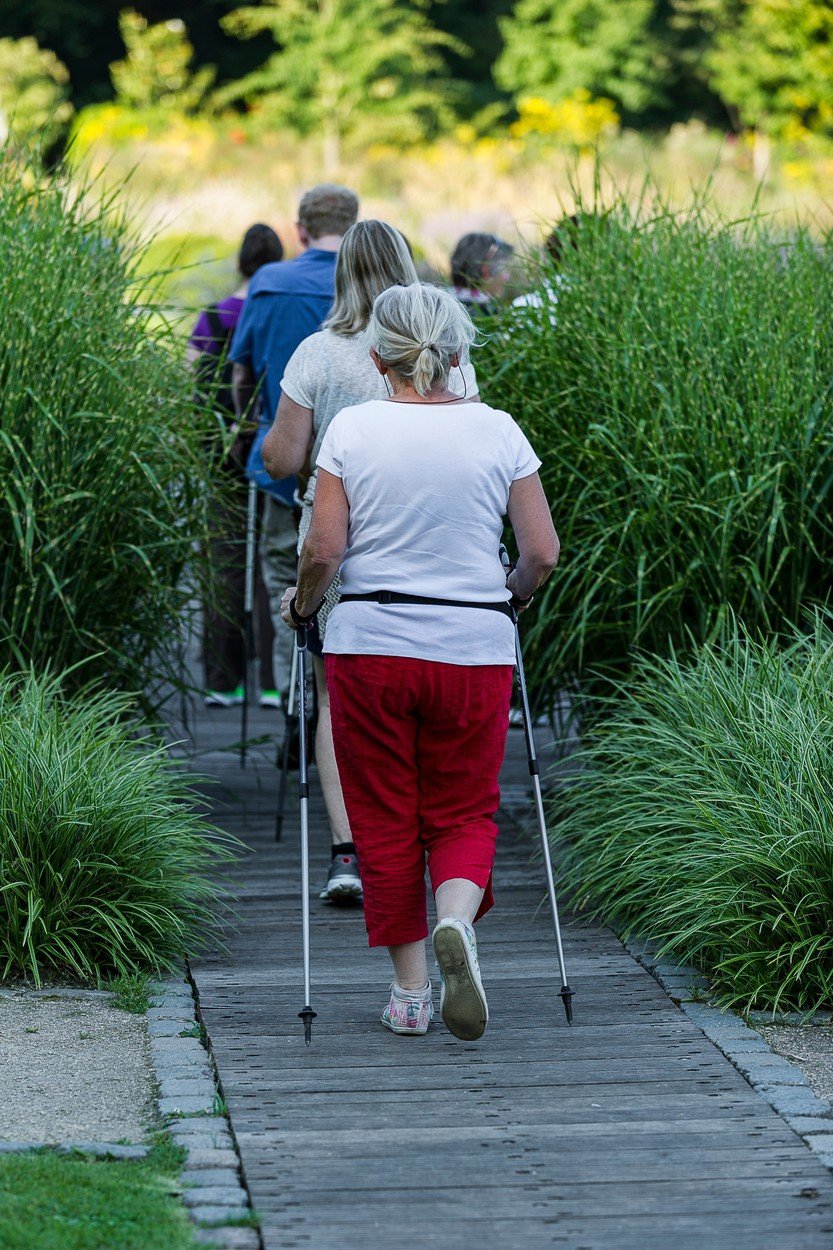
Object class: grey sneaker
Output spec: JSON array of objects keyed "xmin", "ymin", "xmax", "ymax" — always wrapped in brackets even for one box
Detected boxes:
[
  {"xmin": 319, "ymin": 851, "xmax": 363, "ymax": 903},
  {"xmin": 432, "ymin": 917, "xmax": 488, "ymax": 1040}
]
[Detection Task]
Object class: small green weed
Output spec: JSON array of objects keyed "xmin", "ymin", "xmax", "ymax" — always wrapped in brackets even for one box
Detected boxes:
[
  {"xmin": 108, "ymin": 972, "xmax": 152, "ymax": 1014},
  {"xmin": 178, "ymin": 1021, "xmax": 207, "ymax": 1046}
]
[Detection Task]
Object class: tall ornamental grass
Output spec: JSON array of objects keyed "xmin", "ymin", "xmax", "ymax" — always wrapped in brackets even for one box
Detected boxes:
[
  {"xmin": 553, "ymin": 614, "xmax": 833, "ymax": 1014},
  {"xmin": 0, "ymin": 669, "xmax": 237, "ymax": 984},
  {"xmin": 483, "ymin": 191, "xmax": 833, "ymax": 701},
  {"xmin": 0, "ymin": 151, "xmax": 220, "ymax": 697}
]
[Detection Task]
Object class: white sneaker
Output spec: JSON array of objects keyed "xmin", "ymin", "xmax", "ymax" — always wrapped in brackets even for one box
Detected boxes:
[
  {"xmin": 432, "ymin": 917, "xmax": 488, "ymax": 1041},
  {"xmin": 204, "ymin": 687, "xmax": 244, "ymax": 708},
  {"xmin": 380, "ymin": 983, "xmax": 434, "ymax": 1036},
  {"xmin": 258, "ymin": 689, "xmax": 283, "ymax": 709}
]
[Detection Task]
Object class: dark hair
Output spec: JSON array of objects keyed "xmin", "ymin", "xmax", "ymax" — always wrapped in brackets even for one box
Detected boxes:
[
  {"xmin": 238, "ymin": 224, "xmax": 283, "ymax": 278},
  {"xmin": 544, "ymin": 214, "xmax": 581, "ymax": 266},
  {"xmin": 450, "ymin": 232, "xmax": 514, "ymax": 289}
]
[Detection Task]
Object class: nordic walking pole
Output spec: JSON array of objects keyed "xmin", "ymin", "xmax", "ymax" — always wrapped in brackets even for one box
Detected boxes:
[
  {"xmin": 295, "ymin": 623, "xmax": 317, "ymax": 1044},
  {"xmin": 500, "ymin": 545, "xmax": 574, "ymax": 1024},
  {"xmin": 241, "ymin": 479, "xmax": 258, "ymax": 769},
  {"xmin": 274, "ymin": 641, "xmax": 298, "ymax": 842}
]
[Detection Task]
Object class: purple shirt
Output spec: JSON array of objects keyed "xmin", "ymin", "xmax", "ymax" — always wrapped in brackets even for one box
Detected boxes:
[{"xmin": 189, "ymin": 295, "xmax": 245, "ymax": 356}]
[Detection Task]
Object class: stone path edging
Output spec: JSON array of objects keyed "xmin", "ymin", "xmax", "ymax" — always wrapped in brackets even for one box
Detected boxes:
[
  {"xmin": 625, "ymin": 937, "xmax": 833, "ymax": 1170},
  {"xmin": 148, "ymin": 972, "xmax": 262, "ymax": 1250}
]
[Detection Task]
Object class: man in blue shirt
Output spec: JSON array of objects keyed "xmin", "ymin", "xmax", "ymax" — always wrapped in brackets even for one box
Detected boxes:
[{"xmin": 231, "ymin": 183, "xmax": 359, "ymax": 710}]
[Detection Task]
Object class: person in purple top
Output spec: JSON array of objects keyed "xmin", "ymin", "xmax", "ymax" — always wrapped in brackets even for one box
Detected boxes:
[{"xmin": 188, "ymin": 223, "xmax": 283, "ymax": 707}]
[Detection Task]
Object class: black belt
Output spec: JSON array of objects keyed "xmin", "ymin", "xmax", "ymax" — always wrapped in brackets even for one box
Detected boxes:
[{"xmin": 339, "ymin": 591, "xmax": 515, "ymax": 620}]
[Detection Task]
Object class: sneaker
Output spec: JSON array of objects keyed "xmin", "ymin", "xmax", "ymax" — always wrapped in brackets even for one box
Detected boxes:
[
  {"xmin": 259, "ymin": 689, "xmax": 283, "ymax": 709},
  {"xmin": 432, "ymin": 917, "xmax": 488, "ymax": 1041},
  {"xmin": 319, "ymin": 851, "xmax": 363, "ymax": 903},
  {"xmin": 204, "ymin": 686, "xmax": 244, "ymax": 708},
  {"xmin": 381, "ymin": 983, "xmax": 434, "ymax": 1036}
]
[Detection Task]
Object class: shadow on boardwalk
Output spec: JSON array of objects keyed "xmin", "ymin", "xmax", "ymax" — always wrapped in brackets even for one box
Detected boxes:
[{"xmin": 185, "ymin": 701, "xmax": 833, "ymax": 1250}]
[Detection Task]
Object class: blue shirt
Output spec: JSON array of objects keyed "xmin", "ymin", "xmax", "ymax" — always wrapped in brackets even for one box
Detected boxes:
[{"xmin": 231, "ymin": 248, "xmax": 337, "ymax": 503}]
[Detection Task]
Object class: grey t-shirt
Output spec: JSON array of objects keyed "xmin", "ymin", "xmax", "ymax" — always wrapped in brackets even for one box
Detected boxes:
[{"xmin": 280, "ymin": 328, "xmax": 478, "ymax": 463}]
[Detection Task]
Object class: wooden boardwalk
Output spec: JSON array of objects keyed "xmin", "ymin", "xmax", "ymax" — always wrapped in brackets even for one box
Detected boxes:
[{"xmin": 186, "ymin": 701, "xmax": 833, "ymax": 1250}]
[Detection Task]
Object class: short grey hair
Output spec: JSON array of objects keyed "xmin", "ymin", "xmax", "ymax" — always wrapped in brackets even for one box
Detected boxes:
[
  {"xmin": 297, "ymin": 183, "xmax": 359, "ymax": 240},
  {"xmin": 324, "ymin": 220, "xmax": 418, "ymax": 337},
  {"xmin": 368, "ymin": 283, "xmax": 476, "ymax": 396}
]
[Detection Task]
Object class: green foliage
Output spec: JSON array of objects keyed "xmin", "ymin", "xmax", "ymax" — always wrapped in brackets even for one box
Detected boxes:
[
  {"xmin": 0, "ymin": 36, "xmax": 73, "ymax": 148},
  {"xmin": 220, "ymin": 0, "xmax": 465, "ymax": 167},
  {"xmin": 110, "ymin": 10, "xmax": 215, "ymax": 114},
  {"xmin": 553, "ymin": 614, "xmax": 833, "ymax": 1014},
  {"xmin": 108, "ymin": 971, "xmax": 152, "ymax": 1014},
  {"xmin": 0, "ymin": 669, "xmax": 238, "ymax": 986},
  {"xmin": 0, "ymin": 147, "xmax": 222, "ymax": 696},
  {"xmin": 482, "ymin": 190, "xmax": 833, "ymax": 700},
  {"xmin": 707, "ymin": 0, "xmax": 833, "ymax": 140},
  {"xmin": 0, "ymin": 1137, "xmax": 203, "ymax": 1250},
  {"xmin": 496, "ymin": 0, "xmax": 667, "ymax": 116}
]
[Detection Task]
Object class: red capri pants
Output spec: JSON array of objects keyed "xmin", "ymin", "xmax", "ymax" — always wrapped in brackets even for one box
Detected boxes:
[{"xmin": 326, "ymin": 654, "xmax": 514, "ymax": 947}]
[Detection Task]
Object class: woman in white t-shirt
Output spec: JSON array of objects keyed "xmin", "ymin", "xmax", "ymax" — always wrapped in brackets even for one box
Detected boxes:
[
  {"xmin": 280, "ymin": 283, "xmax": 558, "ymax": 1043},
  {"xmin": 263, "ymin": 222, "xmax": 477, "ymax": 905}
]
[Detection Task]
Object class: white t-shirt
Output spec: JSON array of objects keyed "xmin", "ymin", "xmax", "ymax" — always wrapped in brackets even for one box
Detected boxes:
[
  {"xmin": 316, "ymin": 399, "xmax": 541, "ymax": 665},
  {"xmin": 281, "ymin": 328, "xmax": 478, "ymax": 463}
]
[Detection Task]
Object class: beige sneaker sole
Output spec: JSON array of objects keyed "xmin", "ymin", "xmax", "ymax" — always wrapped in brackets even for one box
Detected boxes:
[{"xmin": 432, "ymin": 920, "xmax": 488, "ymax": 1041}]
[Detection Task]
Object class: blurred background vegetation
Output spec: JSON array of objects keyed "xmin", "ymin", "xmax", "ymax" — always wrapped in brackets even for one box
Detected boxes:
[{"xmin": 2, "ymin": 1, "xmax": 833, "ymax": 304}]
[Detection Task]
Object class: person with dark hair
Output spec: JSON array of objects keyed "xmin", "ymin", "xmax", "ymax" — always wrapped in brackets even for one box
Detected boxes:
[
  {"xmin": 188, "ymin": 223, "xmax": 283, "ymax": 707},
  {"xmin": 238, "ymin": 223, "xmax": 284, "ymax": 278},
  {"xmin": 450, "ymin": 232, "xmax": 515, "ymax": 315},
  {"xmin": 512, "ymin": 214, "xmax": 586, "ymax": 319}
]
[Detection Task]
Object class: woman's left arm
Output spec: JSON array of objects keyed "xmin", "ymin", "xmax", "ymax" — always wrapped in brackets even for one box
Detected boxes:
[
  {"xmin": 263, "ymin": 393, "xmax": 314, "ymax": 479},
  {"xmin": 280, "ymin": 469, "xmax": 349, "ymax": 626}
]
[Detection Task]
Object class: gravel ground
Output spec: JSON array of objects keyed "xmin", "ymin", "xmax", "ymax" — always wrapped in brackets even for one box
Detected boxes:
[
  {"xmin": 0, "ymin": 989, "xmax": 156, "ymax": 1143},
  {"xmin": 759, "ymin": 1024, "xmax": 833, "ymax": 1105}
]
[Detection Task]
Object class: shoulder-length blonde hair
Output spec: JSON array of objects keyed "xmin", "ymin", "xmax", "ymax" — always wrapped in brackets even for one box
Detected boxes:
[{"xmin": 324, "ymin": 219, "xmax": 418, "ymax": 336}]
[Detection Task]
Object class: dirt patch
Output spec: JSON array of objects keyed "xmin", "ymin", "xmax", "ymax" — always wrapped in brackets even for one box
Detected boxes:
[{"xmin": 0, "ymin": 989, "xmax": 156, "ymax": 1143}]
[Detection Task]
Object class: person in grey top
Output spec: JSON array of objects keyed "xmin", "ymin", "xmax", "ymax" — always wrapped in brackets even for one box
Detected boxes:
[{"xmin": 263, "ymin": 220, "xmax": 478, "ymax": 902}]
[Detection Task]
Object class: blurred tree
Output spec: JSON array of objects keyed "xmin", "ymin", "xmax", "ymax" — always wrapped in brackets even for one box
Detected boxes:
[
  {"xmin": 0, "ymin": 36, "xmax": 74, "ymax": 149},
  {"xmin": 707, "ymin": 0, "xmax": 833, "ymax": 141},
  {"xmin": 0, "ymin": 3, "xmax": 270, "ymax": 110},
  {"xmin": 110, "ymin": 9, "xmax": 215, "ymax": 111},
  {"xmin": 219, "ymin": 0, "xmax": 464, "ymax": 170},
  {"xmin": 495, "ymin": 0, "xmax": 668, "ymax": 118},
  {"xmin": 429, "ymin": 0, "xmax": 514, "ymax": 112}
]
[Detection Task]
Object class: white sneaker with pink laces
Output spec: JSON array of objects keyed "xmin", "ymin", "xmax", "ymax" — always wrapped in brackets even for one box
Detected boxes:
[{"xmin": 380, "ymin": 982, "xmax": 434, "ymax": 1035}]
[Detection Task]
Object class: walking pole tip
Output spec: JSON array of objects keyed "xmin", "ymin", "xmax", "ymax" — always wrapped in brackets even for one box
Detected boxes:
[
  {"xmin": 299, "ymin": 1006, "xmax": 317, "ymax": 1045},
  {"xmin": 559, "ymin": 985, "xmax": 574, "ymax": 1025}
]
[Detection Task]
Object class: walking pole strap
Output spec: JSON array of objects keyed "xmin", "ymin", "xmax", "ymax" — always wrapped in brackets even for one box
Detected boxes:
[{"xmin": 340, "ymin": 591, "xmax": 514, "ymax": 620}]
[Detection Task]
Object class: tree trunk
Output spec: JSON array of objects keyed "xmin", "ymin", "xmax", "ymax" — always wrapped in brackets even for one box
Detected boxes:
[
  {"xmin": 752, "ymin": 129, "xmax": 771, "ymax": 182},
  {"xmin": 322, "ymin": 123, "xmax": 340, "ymax": 178}
]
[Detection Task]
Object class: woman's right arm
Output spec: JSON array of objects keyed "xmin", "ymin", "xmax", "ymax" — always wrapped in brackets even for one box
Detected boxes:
[
  {"xmin": 262, "ymin": 393, "xmax": 314, "ymax": 479},
  {"xmin": 506, "ymin": 472, "xmax": 560, "ymax": 605}
]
